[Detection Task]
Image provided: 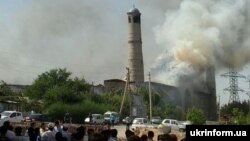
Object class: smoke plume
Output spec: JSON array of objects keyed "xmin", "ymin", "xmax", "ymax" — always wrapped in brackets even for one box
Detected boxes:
[{"xmin": 152, "ymin": 0, "xmax": 250, "ymax": 86}]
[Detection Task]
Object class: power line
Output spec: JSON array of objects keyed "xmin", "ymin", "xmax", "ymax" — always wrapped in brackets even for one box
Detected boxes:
[{"xmin": 221, "ymin": 67, "xmax": 246, "ymax": 103}]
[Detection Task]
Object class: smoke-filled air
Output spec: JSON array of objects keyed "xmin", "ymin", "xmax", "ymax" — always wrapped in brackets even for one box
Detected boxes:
[
  {"xmin": 1, "ymin": 0, "xmax": 250, "ymax": 87},
  {"xmin": 152, "ymin": 0, "xmax": 250, "ymax": 86}
]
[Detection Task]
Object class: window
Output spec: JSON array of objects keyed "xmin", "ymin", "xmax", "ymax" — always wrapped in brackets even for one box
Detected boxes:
[
  {"xmin": 10, "ymin": 113, "xmax": 16, "ymax": 118},
  {"xmin": 172, "ymin": 121, "xmax": 176, "ymax": 125},
  {"xmin": 133, "ymin": 16, "xmax": 140, "ymax": 23},
  {"xmin": 128, "ymin": 17, "xmax": 131, "ymax": 23},
  {"xmin": 164, "ymin": 120, "xmax": 170, "ymax": 123}
]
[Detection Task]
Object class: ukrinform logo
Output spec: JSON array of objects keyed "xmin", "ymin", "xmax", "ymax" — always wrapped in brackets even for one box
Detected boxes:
[{"xmin": 190, "ymin": 129, "xmax": 247, "ymax": 137}]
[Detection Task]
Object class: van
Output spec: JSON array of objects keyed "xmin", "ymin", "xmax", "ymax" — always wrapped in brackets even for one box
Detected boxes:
[
  {"xmin": 0, "ymin": 111, "xmax": 24, "ymax": 126},
  {"xmin": 84, "ymin": 114, "xmax": 105, "ymax": 124},
  {"xmin": 103, "ymin": 111, "xmax": 119, "ymax": 124}
]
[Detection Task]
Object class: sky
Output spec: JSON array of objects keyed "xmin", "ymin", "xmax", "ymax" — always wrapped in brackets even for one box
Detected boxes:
[{"xmin": 0, "ymin": 0, "xmax": 249, "ymax": 106}]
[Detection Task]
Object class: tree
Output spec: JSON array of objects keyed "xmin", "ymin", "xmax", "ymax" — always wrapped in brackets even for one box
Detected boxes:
[
  {"xmin": 246, "ymin": 113, "xmax": 250, "ymax": 124},
  {"xmin": 0, "ymin": 80, "xmax": 15, "ymax": 96},
  {"xmin": 25, "ymin": 68, "xmax": 90, "ymax": 104},
  {"xmin": 186, "ymin": 107, "xmax": 206, "ymax": 125},
  {"xmin": 232, "ymin": 108, "xmax": 245, "ymax": 124},
  {"xmin": 220, "ymin": 101, "xmax": 249, "ymax": 117}
]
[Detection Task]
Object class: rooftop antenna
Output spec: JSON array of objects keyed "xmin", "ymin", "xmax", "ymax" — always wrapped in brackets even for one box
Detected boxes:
[{"xmin": 132, "ymin": 0, "xmax": 135, "ymax": 8}]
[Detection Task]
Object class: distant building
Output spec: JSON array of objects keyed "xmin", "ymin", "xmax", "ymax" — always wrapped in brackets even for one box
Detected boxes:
[{"xmin": 0, "ymin": 84, "xmax": 29, "ymax": 112}]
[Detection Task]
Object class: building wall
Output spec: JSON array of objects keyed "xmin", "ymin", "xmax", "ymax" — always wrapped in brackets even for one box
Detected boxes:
[
  {"xmin": 104, "ymin": 79, "xmax": 126, "ymax": 93},
  {"xmin": 0, "ymin": 101, "xmax": 20, "ymax": 112},
  {"xmin": 105, "ymin": 81, "xmax": 217, "ymax": 120}
]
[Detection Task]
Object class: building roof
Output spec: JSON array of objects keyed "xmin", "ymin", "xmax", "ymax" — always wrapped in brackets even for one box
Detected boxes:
[
  {"xmin": 104, "ymin": 79, "xmax": 126, "ymax": 82},
  {"xmin": 128, "ymin": 7, "xmax": 141, "ymax": 16}
]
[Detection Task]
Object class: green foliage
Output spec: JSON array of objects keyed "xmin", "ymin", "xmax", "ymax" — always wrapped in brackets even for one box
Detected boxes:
[
  {"xmin": 46, "ymin": 100, "xmax": 111, "ymax": 123},
  {"xmin": 232, "ymin": 108, "xmax": 246, "ymax": 124},
  {"xmin": 20, "ymin": 99, "xmax": 43, "ymax": 113},
  {"xmin": 246, "ymin": 113, "xmax": 250, "ymax": 124},
  {"xmin": 220, "ymin": 101, "xmax": 249, "ymax": 117},
  {"xmin": 186, "ymin": 107, "xmax": 206, "ymax": 125},
  {"xmin": 24, "ymin": 68, "xmax": 90, "ymax": 104},
  {"xmin": 0, "ymin": 81, "xmax": 15, "ymax": 96},
  {"xmin": 44, "ymin": 85, "xmax": 84, "ymax": 105},
  {"xmin": 101, "ymin": 92, "xmax": 131, "ymax": 117}
]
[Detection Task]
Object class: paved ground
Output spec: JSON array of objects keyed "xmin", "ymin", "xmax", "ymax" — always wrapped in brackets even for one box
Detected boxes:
[{"xmin": 112, "ymin": 125, "xmax": 186, "ymax": 141}]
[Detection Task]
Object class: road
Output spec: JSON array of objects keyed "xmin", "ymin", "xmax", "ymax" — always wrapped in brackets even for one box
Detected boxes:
[{"xmin": 112, "ymin": 124, "xmax": 185, "ymax": 141}]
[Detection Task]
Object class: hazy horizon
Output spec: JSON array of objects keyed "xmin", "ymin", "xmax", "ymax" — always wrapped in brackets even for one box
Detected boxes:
[{"xmin": 0, "ymin": 0, "xmax": 250, "ymax": 106}]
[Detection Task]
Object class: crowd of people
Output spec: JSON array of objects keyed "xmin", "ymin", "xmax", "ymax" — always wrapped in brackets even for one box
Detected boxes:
[{"xmin": 0, "ymin": 119, "xmax": 186, "ymax": 141}]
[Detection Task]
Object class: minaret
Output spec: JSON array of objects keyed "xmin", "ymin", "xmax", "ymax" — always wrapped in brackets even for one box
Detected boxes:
[
  {"xmin": 127, "ymin": 7, "xmax": 146, "ymax": 118},
  {"xmin": 127, "ymin": 7, "xmax": 144, "ymax": 83}
]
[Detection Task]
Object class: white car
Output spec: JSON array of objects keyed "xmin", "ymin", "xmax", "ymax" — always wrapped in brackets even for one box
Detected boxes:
[
  {"xmin": 161, "ymin": 119, "xmax": 191, "ymax": 132},
  {"xmin": 0, "ymin": 111, "xmax": 24, "ymax": 126},
  {"xmin": 131, "ymin": 118, "xmax": 151, "ymax": 130},
  {"xmin": 84, "ymin": 114, "xmax": 105, "ymax": 124}
]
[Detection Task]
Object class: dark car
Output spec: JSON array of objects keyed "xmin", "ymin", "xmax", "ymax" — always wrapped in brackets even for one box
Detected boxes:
[{"xmin": 24, "ymin": 114, "xmax": 46, "ymax": 122}]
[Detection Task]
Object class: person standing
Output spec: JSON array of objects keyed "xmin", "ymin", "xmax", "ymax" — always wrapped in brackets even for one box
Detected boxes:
[
  {"xmin": 64, "ymin": 113, "xmax": 72, "ymax": 124},
  {"xmin": 88, "ymin": 113, "xmax": 93, "ymax": 125},
  {"xmin": 28, "ymin": 122, "xmax": 37, "ymax": 141},
  {"xmin": 53, "ymin": 120, "xmax": 62, "ymax": 133},
  {"xmin": 110, "ymin": 114, "xmax": 115, "ymax": 127},
  {"xmin": 41, "ymin": 123, "xmax": 56, "ymax": 141},
  {"xmin": 147, "ymin": 131, "xmax": 154, "ymax": 141},
  {"xmin": 125, "ymin": 116, "xmax": 131, "ymax": 130}
]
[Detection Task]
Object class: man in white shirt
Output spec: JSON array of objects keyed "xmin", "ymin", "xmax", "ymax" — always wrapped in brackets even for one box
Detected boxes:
[{"xmin": 41, "ymin": 123, "xmax": 56, "ymax": 141}]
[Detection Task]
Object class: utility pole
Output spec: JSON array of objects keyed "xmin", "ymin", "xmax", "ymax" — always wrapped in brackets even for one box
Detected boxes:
[
  {"xmin": 218, "ymin": 95, "xmax": 221, "ymax": 122},
  {"xmin": 119, "ymin": 68, "xmax": 130, "ymax": 115},
  {"xmin": 148, "ymin": 72, "xmax": 152, "ymax": 123}
]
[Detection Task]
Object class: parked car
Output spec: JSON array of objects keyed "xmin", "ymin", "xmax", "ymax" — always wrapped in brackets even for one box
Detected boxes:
[
  {"xmin": 151, "ymin": 116, "xmax": 162, "ymax": 124},
  {"xmin": 0, "ymin": 111, "xmax": 24, "ymax": 126},
  {"xmin": 84, "ymin": 114, "xmax": 105, "ymax": 124},
  {"xmin": 122, "ymin": 116, "xmax": 133, "ymax": 125},
  {"xmin": 131, "ymin": 118, "xmax": 151, "ymax": 130},
  {"xmin": 24, "ymin": 113, "xmax": 46, "ymax": 122},
  {"xmin": 160, "ymin": 119, "xmax": 191, "ymax": 132}
]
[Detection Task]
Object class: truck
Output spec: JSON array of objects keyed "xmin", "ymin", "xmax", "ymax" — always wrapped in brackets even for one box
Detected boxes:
[{"xmin": 0, "ymin": 111, "xmax": 24, "ymax": 126}]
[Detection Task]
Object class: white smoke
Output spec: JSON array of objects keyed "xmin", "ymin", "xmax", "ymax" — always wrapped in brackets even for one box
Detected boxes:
[{"xmin": 152, "ymin": 0, "xmax": 250, "ymax": 86}]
